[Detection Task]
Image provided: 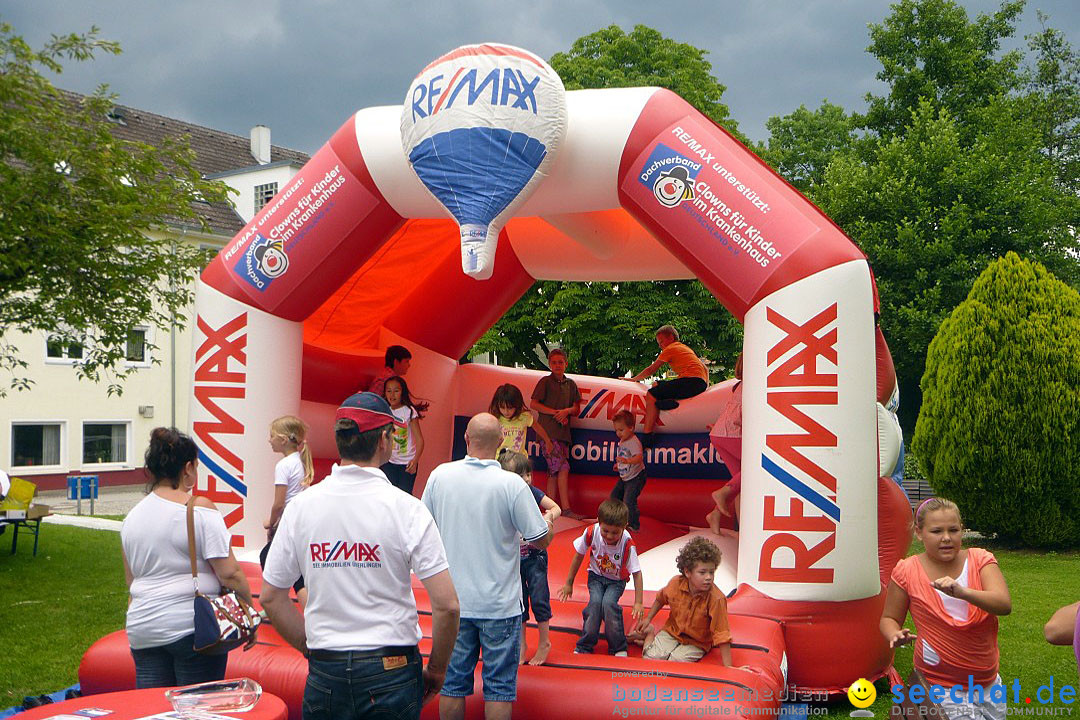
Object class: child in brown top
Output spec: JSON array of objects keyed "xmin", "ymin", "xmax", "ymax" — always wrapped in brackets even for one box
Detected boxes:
[
  {"xmin": 631, "ymin": 536, "xmax": 735, "ymax": 665},
  {"xmin": 532, "ymin": 348, "xmax": 583, "ymax": 518}
]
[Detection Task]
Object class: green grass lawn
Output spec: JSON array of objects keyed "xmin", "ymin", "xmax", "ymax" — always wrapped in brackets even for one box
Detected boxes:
[
  {"xmin": 1, "ymin": 528, "xmax": 1077, "ymax": 713},
  {"xmin": 0, "ymin": 525, "xmax": 127, "ymax": 706}
]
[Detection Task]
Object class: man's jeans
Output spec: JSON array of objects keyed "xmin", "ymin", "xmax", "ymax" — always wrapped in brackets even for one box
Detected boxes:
[
  {"xmin": 441, "ymin": 616, "xmax": 522, "ymax": 702},
  {"xmin": 303, "ymin": 647, "xmax": 423, "ymax": 720},
  {"xmin": 577, "ymin": 571, "xmax": 628, "ymax": 654}
]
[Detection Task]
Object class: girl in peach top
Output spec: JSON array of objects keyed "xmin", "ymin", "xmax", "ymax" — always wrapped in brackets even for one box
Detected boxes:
[{"xmin": 880, "ymin": 498, "xmax": 1012, "ymax": 720}]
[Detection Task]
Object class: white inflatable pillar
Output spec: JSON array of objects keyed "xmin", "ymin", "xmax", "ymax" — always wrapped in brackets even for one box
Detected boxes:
[
  {"xmin": 739, "ymin": 260, "xmax": 879, "ymax": 601},
  {"xmin": 189, "ymin": 279, "xmax": 303, "ymax": 556}
]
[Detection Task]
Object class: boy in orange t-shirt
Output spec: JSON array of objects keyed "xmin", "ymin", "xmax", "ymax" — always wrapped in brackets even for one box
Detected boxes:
[
  {"xmin": 630, "ymin": 325, "xmax": 709, "ymax": 439},
  {"xmin": 632, "ymin": 536, "xmax": 737, "ymax": 665}
]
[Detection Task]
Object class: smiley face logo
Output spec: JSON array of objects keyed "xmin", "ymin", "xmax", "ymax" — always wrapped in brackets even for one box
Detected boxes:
[
  {"xmin": 847, "ymin": 678, "xmax": 876, "ymax": 709},
  {"xmin": 652, "ymin": 165, "xmax": 695, "ymax": 208}
]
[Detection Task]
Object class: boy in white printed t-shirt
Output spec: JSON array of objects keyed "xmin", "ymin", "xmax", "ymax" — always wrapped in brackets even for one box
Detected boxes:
[
  {"xmin": 610, "ymin": 409, "xmax": 646, "ymax": 531},
  {"xmin": 557, "ymin": 499, "xmax": 644, "ymax": 656}
]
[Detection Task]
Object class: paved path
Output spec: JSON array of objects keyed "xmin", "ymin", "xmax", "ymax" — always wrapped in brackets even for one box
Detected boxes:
[{"xmin": 35, "ymin": 484, "xmax": 144, "ymax": 532}]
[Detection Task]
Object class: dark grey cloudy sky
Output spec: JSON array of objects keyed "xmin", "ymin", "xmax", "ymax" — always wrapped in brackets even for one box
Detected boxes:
[{"xmin": 2, "ymin": 1, "xmax": 1077, "ymax": 153}]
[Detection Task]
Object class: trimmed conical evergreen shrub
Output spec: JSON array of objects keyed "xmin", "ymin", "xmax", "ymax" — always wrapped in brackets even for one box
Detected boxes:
[{"xmin": 912, "ymin": 252, "xmax": 1080, "ymax": 547}]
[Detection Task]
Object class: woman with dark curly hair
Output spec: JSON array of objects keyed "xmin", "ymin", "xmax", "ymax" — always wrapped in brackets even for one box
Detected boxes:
[
  {"xmin": 121, "ymin": 428, "xmax": 253, "ymax": 688},
  {"xmin": 632, "ymin": 536, "xmax": 738, "ymax": 665}
]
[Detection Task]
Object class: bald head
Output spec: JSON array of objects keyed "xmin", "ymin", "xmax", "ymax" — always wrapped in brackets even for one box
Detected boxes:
[{"xmin": 465, "ymin": 413, "xmax": 503, "ymax": 459}]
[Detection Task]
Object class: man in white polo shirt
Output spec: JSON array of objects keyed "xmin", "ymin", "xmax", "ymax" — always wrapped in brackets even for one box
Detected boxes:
[
  {"xmin": 422, "ymin": 413, "xmax": 552, "ymax": 720},
  {"xmin": 262, "ymin": 392, "xmax": 460, "ymax": 720}
]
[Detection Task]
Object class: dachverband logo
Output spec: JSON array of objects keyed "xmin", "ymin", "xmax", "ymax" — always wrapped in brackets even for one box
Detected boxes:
[
  {"xmin": 310, "ymin": 541, "xmax": 383, "ymax": 569},
  {"xmin": 233, "ymin": 233, "xmax": 289, "ymax": 292},
  {"xmin": 638, "ymin": 143, "xmax": 702, "ymax": 208}
]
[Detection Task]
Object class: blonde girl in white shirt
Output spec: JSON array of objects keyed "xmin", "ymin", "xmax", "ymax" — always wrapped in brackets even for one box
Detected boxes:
[{"xmin": 259, "ymin": 415, "xmax": 314, "ymax": 604}]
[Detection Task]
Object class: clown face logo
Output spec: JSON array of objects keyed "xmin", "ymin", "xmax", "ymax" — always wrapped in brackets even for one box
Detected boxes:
[
  {"xmin": 638, "ymin": 145, "xmax": 702, "ymax": 210},
  {"xmin": 653, "ymin": 165, "xmax": 695, "ymax": 208},
  {"xmin": 253, "ymin": 238, "xmax": 289, "ymax": 278}
]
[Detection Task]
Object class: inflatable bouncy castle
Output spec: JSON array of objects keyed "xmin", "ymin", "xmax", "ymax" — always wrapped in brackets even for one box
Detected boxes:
[{"xmin": 81, "ymin": 44, "xmax": 911, "ymax": 718}]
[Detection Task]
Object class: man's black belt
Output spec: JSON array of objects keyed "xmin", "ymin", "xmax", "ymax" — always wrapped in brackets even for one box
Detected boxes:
[{"xmin": 307, "ymin": 645, "xmax": 419, "ymax": 661}]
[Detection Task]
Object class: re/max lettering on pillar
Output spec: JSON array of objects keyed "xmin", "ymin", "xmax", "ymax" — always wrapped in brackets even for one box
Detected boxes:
[
  {"xmin": 193, "ymin": 313, "xmax": 248, "ymax": 548},
  {"xmin": 758, "ymin": 304, "xmax": 840, "ymax": 583}
]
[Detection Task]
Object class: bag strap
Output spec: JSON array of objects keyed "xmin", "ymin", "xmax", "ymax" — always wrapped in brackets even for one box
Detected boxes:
[{"xmin": 186, "ymin": 497, "xmax": 200, "ymax": 594}]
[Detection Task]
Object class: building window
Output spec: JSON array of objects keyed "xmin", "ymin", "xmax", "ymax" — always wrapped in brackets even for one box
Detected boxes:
[
  {"xmin": 46, "ymin": 335, "xmax": 84, "ymax": 361},
  {"xmin": 83, "ymin": 422, "xmax": 129, "ymax": 465},
  {"xmin": 126, "ymin": 327, "xmax": 148, "ymax": 364},
  {"xmin": 254, "ymin": 182, "xmax": 278, "ymax": 211},
  {"xmin": 11, "ymin": 422, "xmax": 64, "ymax": 468}
]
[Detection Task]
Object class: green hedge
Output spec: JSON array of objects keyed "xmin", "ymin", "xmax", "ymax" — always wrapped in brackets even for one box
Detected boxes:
[{"xmin": 912, "ymin": 252, "xmax": 1080, "ymax": 547}]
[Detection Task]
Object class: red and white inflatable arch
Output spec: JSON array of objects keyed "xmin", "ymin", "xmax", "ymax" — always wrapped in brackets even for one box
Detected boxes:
[{"xmin": 83, "ymin": 83, "xmax": 912, "ymax": 717}]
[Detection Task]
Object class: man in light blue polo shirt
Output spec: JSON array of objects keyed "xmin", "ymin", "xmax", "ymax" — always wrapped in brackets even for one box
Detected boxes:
[{"xmin": 422, "ymin": 413, "xmax": 552, "ymax": 720}]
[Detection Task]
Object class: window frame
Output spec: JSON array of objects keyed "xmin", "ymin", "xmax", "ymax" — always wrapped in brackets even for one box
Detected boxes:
[
  {"xmin": 124, "ymin": 325, "xmax": 152, "ymax": 367},
  {"xmin": 81, "ymin": 419, "xmax": 133, "ymax": 469},
  {"xmin": 44, "ymin": 334, "xmax": 86, "ymax": 364},
  {"xmin": 44, "ymin": 326, "xmax": 154, "ymax": 367},
  {"xmin": 254, "ymin": 181, "xmax": 278, "ymax": 212},
  {"xmin": 10, "ymin": 420, "xmax": 67, "ymax": 473}
]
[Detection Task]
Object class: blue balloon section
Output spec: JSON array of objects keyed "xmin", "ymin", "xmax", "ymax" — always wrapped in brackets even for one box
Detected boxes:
[{"xmin": 408, "ymin": 126, "xmax": 547, "ymax": 226}]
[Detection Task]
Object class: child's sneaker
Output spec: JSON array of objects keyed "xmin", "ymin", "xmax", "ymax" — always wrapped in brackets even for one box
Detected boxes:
[
  {"xmin": 573, "ymin": 648, "xmax": 591, "ymax": 654},
  {"xmin": 614, "ymin": 651, "xmax": 628, "ymax": 657}
]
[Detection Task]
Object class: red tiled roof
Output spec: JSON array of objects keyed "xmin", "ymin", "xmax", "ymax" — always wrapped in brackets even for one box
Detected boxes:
[{"xmin": 60, "ymin": 89, "xmax": 311, "ymax": 236}]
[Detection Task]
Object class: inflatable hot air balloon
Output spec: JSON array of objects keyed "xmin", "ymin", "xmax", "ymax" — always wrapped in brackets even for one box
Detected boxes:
[{"xmin": 401, "ymin": 43, "xmax": 567, "ymax": 280}]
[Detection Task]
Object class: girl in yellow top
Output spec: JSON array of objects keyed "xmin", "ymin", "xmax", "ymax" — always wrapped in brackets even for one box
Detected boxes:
[
  {"xmin": 490, "ymin": 383, "xmax": 553, "ymax": 458},
  {"xmin": 630, "ymin": 325, "xmax": 709, "ymax": 438}
]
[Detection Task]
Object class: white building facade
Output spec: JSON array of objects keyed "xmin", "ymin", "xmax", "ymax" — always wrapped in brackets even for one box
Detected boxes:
[{"xmin": 0, "ymin": 101, "xmax": 307, "ymax": 491}]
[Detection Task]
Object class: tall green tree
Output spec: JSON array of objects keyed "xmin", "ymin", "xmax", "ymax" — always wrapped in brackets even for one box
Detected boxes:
[
  {"xmin": 472, "ymin": 25, "xmax": 744, "ymax": 376},
  {"xmin": 476, "ymin": 280, "xmax": 741, "ymax": 377},
  {"xmin": 550, "ymin": 24, "xmax": 739, "ymax": 136},
  {"xmin": 912, "ymin": 253, "xmax": 1080, "ymax": 547},
  {"xmin": 817, "ymin": 97, "xmax": 1079, "ymax": 431},
  {"xmin": 776, "ymin": 0, "xmax": 1080, "ymax": 434},
  {"xmin": 759, "ymin": 101, "xmax": 855, "ymax": 194},
  {"xmin": 859, "ymin": 0, "xmax": 1025, "ymax": 140},
  {"xmin": 1024, "ymin": 13, "xmax": 1080, "ymax": 192},
  {"xmin": 0, "ymin": 23, "xmax": 229, "ymax": 395}
]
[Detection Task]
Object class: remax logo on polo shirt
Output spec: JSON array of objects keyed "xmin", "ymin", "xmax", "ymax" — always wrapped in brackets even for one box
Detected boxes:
[{"xmin": 310, "ymin": 541, "xmax": 382, "ymax": 569}]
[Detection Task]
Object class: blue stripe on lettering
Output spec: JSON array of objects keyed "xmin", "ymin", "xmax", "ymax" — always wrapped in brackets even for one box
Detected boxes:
[
  {"xmin": 579, "ymin": 389, "xmax": 607, "ymax": 419},
  {"xmin": 761, "ymin": 454, "xmax": 840, "ymax": 522},
  {"xmin": 197, "ymin": 449, "xmax": 247, "ymax": 498}
]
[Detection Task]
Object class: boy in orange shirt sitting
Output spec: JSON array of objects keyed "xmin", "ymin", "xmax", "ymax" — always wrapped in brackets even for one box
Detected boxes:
[
  {"xmin": 630, "ymin": 325, "xmax": 708, "ymax": 442},
  {"xmin": 631, "ymin": 536, "xmax": 736, "ymax": 665}
]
